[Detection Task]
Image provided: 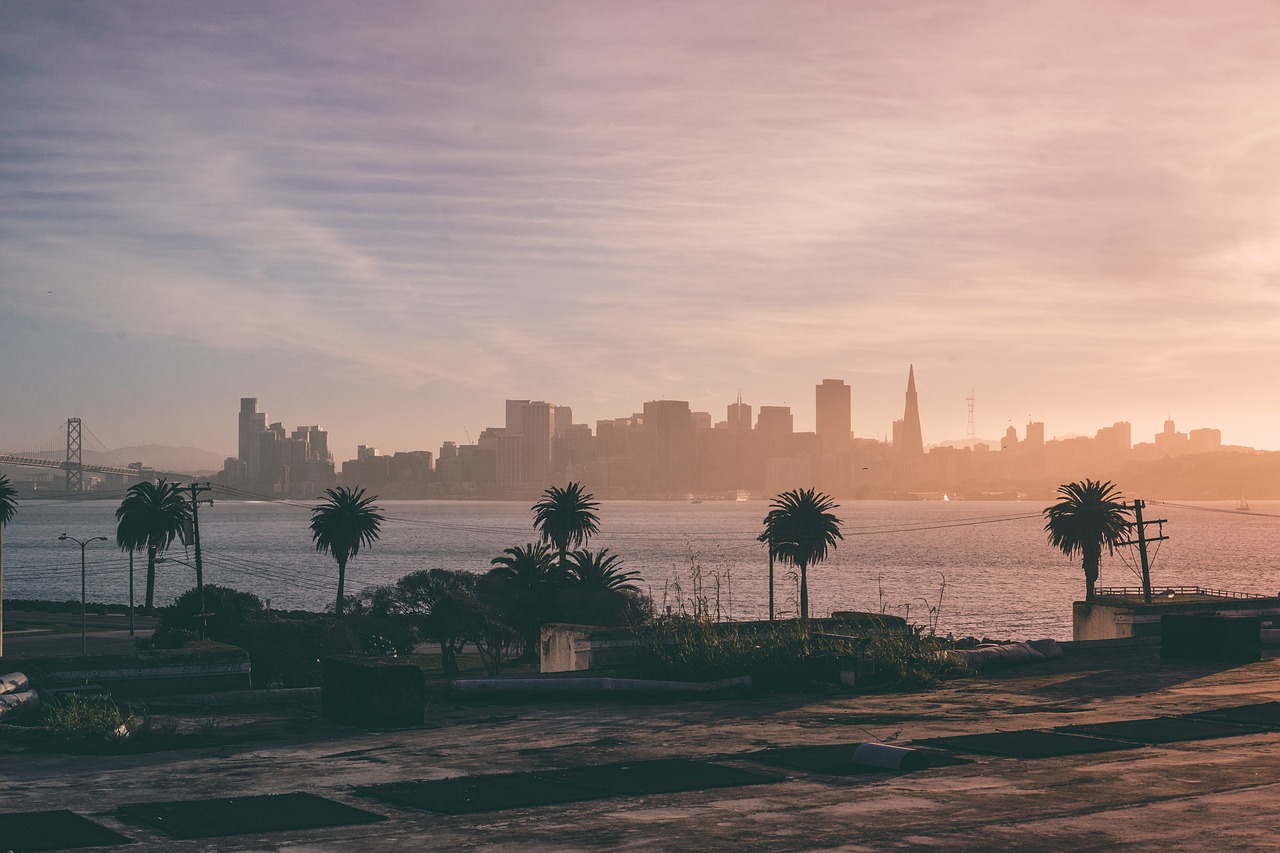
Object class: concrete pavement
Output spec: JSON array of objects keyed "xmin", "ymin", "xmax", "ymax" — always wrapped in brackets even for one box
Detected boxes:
[{"xmin": 5, "ymin": 641, "xmax": 1280, "ymax": 850}]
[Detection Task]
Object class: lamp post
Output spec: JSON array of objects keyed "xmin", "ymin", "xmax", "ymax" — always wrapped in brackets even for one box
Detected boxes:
[{"xmin": 58, "ymin": 533, "xmax": 108, "ymax": 657}]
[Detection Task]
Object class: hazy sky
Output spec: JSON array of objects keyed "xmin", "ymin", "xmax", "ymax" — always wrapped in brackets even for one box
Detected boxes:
[{"xmin": 4, "ymin": 1, "xmax": 1280, "ymax": 462}]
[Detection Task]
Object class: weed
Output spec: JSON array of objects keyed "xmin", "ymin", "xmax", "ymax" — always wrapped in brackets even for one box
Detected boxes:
[{"xmin": 41, "ymin": 693, "xmax": 134, "ymax": 744}]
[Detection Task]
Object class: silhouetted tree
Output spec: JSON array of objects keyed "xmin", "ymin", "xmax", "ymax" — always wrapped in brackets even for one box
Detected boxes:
[
  {"xmin": 532, "ymin": 482, "xmax": 600, "ymax": 568},
  {"xmin": 488, "ymin": 542, "xmax": 563, "ymax": 659},
  {"xmin": 1043, "ymin": 479, "xmax": 1132, "ymax": 601},
  {"xmin": 758, "ymin": 488, "xmax": 844, "ymax": 620},
  {"xmin": 115, "ymin": 479, "xmax": 192, "ymax": 612},
  {"xmin": 0, "ymin": 474, "xmax": 17, "ymax": 656},
  {"xmin": 309, "ymin": 486, "xmax": 384, "ymax": 615},
  {"xmin": 566, "ymin": 548, "xmax": 640, "ymax": 592}
]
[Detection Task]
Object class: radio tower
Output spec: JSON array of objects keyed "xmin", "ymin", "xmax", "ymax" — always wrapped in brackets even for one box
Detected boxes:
[{"xmin": 966, "ymin": 388, "xmax": 976, "ymax": 442}]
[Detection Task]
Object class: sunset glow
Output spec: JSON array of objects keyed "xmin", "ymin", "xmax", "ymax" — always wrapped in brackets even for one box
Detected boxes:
[{"xmin": 3, "ymin": 2, "xmax": 1280, "ymax": 459}]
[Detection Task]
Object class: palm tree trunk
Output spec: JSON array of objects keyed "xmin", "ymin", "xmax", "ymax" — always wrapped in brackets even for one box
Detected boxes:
[
  {"xmin": 335, "ymin": 555, "xmax": 348, "ymax": 615},
  {"xmin": 799, "ymin": 562, "xmax": 809, "ymax": 620},
  {"xmin": 767, "ymin": 548, "xmax": 774, "ymax": 622},
  {"xmin": 0, "ymin": 525, "xmax": 5, "ymax": 658},
  {"xmin": 1083, "ymin": 553, "xmax": 1099, "ymax": 600},
  {"xmin": 145, "ymin": 545, "xmax": 158, "ymax": 612}
]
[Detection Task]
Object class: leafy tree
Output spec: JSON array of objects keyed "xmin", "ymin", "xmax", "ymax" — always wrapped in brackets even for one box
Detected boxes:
[
  {"xmin": 531, "ymin": 482, "xmax": 600, "ymax": 568},
  {"xmin": 310, "ymin": 486, "xmax": 384, "ymax": 615},
  {"xmin": 354, "ymin": 568, "xmax": 481, "ymax": 677},
  {"xmin": 115, "ymin": 479, "xmax": 192, "ymax": 612},
  {"xmin": 758, "ymin": 488, "xmax": 844, "ymax": 620},
  {"xmin": 566, "ymin": 548, "xmax": 640, "ymax": 592},
  {"xmin": 487, "ymin": 543, "xmax": 564, "ymax": 659},
  {"xmin": 0, "ymin": 474, "xmax": 17, "ymax": 656},
  {"xmin": 1043, "ymin": 479, "xmax": 1132, "ymax": 601},
  {"xmin": 163, "ymin": 584, "xmax": 265, "ymax": 642}
]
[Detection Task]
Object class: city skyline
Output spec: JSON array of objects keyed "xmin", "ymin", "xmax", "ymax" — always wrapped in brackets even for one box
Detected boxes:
[{"xmin": 5, "ymin": 4, "xmax": 1280, "ymax": 460}]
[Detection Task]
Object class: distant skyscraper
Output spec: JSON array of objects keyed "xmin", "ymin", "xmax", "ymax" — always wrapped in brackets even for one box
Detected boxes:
[
  {"xmin": 238, "ymin": 398, "xmax": 266, "ymax": 480},
  {"xmin": 898, "ymin": 365, "xmax": 924, "ymax": 457},
  {"xmin": 756, "ymin": 405, "xmax": 793, "ymax": 435},
  {"xmin": 505, "ymin": 399, "xmax": 557, "ymax": 485},
  {"xmin": 815, "ymin": 379, "xmax": 851, "ymax": 455},
  {"xmin": 727, "ymin": 393, "xmax": 752, "ymax": 433}
]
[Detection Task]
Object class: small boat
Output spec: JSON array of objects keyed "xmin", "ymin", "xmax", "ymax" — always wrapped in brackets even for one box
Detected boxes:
[
  {"xmin": 734, "ymin": 490, "xmax": 750, "ymax": 501},
  {"xmin": 1238, "ymin": 490, "xmax": 1250, "ymax": 511}
]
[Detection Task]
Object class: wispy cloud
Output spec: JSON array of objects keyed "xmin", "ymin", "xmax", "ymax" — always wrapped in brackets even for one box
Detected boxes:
[{"xmin": 5, "ymin": 1, "xmax": 1280, "ymax": 453}]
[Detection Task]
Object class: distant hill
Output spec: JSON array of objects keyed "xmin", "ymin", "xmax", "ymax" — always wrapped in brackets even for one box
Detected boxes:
[
  {"xmin": 5, "ymin": 445, "xmax": 229, "ymax": 475},
  {"xmin": 109, "ymin": 445, "xmax": 229, "ymax": 475}
]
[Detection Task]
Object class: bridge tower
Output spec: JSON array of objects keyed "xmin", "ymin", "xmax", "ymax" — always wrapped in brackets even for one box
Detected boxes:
[{"xmin": 65, "ymin": 417, "xmax": 83, "ymax": 493}]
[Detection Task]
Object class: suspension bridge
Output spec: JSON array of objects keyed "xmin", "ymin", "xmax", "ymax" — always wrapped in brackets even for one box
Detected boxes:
[{"xmin": 1, "ymin": 418, "xmax": 191, "ymax": 492}]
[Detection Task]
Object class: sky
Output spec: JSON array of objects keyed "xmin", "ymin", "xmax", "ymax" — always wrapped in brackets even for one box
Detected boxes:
[{"xmin": 4, "ymin": 1, "xmax": 1280, "ymax": 463}]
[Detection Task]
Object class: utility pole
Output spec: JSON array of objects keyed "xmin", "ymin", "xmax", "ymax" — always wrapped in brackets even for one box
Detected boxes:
[
  {"xmin": 1119, "ymin": 499, "xmax": 1168, "ymax": 605},
  {"xmin": 183, "ymin": 482, "xmax": 214, "ymax": 638}
]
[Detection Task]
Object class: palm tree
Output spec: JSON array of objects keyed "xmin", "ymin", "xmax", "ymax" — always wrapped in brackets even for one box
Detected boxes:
[
  {"xmin": 488, "ymin": 542, "xmax": 563, "ymax": 658},
  {"xmin": 566, "ymin": 548, "xmax": 640, "ymax": 592},
  {"xmin": 0, "ymin": 474, "xmax": 18, "ymax": 656},
  {"xmin": 115, "ymin": 479, "xmax": 192, "ymax": 612},
  {"xmin": 310, "ymin": 486, "xmax": 384, "ymax": 615},
  {"xmin": 489, "ymin": 542, "xmax": 562, "ymax": 590},
  {"xmin": 1043, "ymin": 479, "xmax": 1132, "ymax": 601},
  {"xmin": 758, "ymin": 488, "xmax": 844, "ymax": 620},
  {"xmin": 531, "ymin": 482, "xmax": 601, "ymax": 568}
]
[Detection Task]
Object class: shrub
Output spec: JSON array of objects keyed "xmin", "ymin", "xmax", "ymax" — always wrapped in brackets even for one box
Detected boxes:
[
  {"xmin": 635, "ymin": 617, "xmax": 826, "ymax": 690},
  {"xmin": 138, "ymin": 626, "xmax": 199, "ymax": 650},
  {"xmin": 862, "ymin": 630, "xmax": 971, "ymax": 689},
  {"xmin": 161, "ymin": 585, "xmax": 265, "ymax": 642},
  {"xmin": 41, "ymin": 693, "xmax": 131, "ymax": 744},
  {"xmin": 229, "ymin": 618, "xmax": 359, "ymax": 688},
  {"xmin": 553, "ymin": 588, "xmax": 652, "ymax": 628},
  {"xmin": 634, "ymin": 618, "xmax": 969, "ymax": 692}
]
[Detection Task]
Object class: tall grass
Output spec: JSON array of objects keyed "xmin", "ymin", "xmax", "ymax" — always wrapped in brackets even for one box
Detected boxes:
[{"xmin": 41, "ymin": 693, "xmax": 132, "ymax": 743}]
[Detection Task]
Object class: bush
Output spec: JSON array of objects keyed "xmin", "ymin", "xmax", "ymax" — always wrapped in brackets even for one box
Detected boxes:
[
  {"xmin": 138, "ymin": 626, "xmax": 199, "ymax": 650},
  {"xmin": 161, "ymin": 585, "xmax": 265, "ymax": 642},
  {"xmin": 634, "ymin": 618, "xmax": 969, "ymax": 692},
  {"xmin": 862, "ymin": 631, "xmax": 971, "ymax": 689},
  {"xmin": 41, "ymin": 693, "xmax": 132, "ymax": 744},
  {"xmin": 553, "ymin": 588, "xmax": 652, "ymax": 628},
  {"xmin": 229, "ymin": 618, "xmax": 359, "ymax": 688},
  {"xmin": 635, "ymin": 618, "xmax": 827, "ymax": 689}
]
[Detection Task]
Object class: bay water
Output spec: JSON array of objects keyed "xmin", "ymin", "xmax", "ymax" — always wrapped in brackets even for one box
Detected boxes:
[{"xmin": 5, "ymin": 498, "xmax": 1279, "ymax": 640}]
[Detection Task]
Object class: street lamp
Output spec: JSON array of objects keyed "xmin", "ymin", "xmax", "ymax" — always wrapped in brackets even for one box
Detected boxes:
[{"xmin": 58, "ymin": 533, "xmax": 108, "ymax": 657}]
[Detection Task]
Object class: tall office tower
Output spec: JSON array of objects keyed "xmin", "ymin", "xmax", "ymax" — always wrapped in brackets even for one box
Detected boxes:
[
  {"xmin": 505, "ymin": 399, "xmax": 556, "ymax": 484},
  {"xmin": 756, "ymin": 405, "xmax": 793, "ymax": 436},
  {"xmin": 306, "ymin": 426, "xmax": 329, "ymax": 462},
  {"xmin": 238, "ymin": 398, "xmax": 267, "ymax": 480},
  {"xmin": 726, "ymin": 393, "xmax": 752, "ymax": 433},
  {"xmin": 898, "ymin": 365, "xmax": 924, "ymax": 457},
  {"xmin": 1025, "ymin": 421, "xmax": 1045, "ymax": 448},
  {"xmin": 643, "ymin": 400, "xmax": 695, "ymax": 493},
  {"xmin": 815, "ymin": 379, "xmax": 852, "ymax": 455}
]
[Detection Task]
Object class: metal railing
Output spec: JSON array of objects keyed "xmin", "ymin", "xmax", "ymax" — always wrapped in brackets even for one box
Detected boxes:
[{"xmin": 1096, "ymin": 586, "xmax": 1269, "ymax": 600}]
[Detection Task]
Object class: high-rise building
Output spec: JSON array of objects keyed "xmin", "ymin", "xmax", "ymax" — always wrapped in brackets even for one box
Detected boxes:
[
  {"xmin": 727, "ymin": 393, "xmax": 752, "ymax": 433},
  {"xmin": 238, "ymin": 398, "xmax": 266, "ymax": 480},
  {"xmin": 1025, "ymin": 421, "xmax": 1045, "ymax": 447},
  {"xmin": 643, "ymin": 400, "xmax": 695, "ymax": 493},
  {"xmin": 756, "ymin": 406, "xmax": 793, "ymax": 435},
  {"xmin": 897, "ymin": 365, "xmax": 924, "ymax": 457},
  {"xmin": 505, "ymin": 399, "xmax": 557, "ymax": 485},
  {"xmin": 815, "ymin": 379, "xmax": 851, "ymax": 455}
]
